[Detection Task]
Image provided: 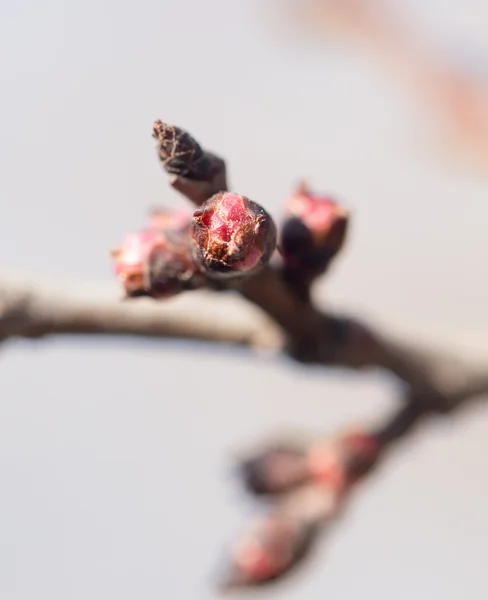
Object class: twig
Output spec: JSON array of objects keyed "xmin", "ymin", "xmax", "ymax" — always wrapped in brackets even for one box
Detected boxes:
[{"xmin": 0, "ymin": 268, "xmax": 283, "ymax": 350}]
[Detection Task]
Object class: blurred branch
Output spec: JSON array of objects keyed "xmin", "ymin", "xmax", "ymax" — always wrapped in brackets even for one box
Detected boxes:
[
  {"xmin": 2, "ymin": 262, "xmax": 486, "ymax": 419},
  {"xmin": 0, "ymin": 267, "xmax": 488, "ymax": 418},
  {"xmin": 288, "ymin": 0, "xmax": 488, "ymax": 172},
  {"xmin": 0, "ymin": 268, "xmax": 283, "ymax": 350}
]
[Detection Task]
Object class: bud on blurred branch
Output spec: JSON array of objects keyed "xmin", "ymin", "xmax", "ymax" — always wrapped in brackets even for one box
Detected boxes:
[
  {"xmin": 153, "ymin": 120, "xmax": 228, "ymax": 206},
  {"xmin": 191, "ymin": 192, "xmax": 277, "ymax": 279},
  {"xmin": 222, "ymin": 420, "xmax": 398, "ymax": 590},
  {"xmin": 280, "ymin": 182, "xmax": 349, "ymax": 294},
  {"xmin": 111, "ymin": 208, "xmax": 203, "ymax": 298}
]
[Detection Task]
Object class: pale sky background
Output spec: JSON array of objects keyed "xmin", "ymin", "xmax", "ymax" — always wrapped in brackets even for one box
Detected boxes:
[{"xmin": 0, "ymin": 1, "xmax": 487, "ymax": 599}]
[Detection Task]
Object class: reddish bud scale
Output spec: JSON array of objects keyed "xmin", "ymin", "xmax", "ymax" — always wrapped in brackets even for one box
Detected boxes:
[
  {"xmin": 280, "ymin": 182, "xmax": 349, "ymax": 278},
  {"xmin": 191, "ymin": 192, "xmax": 277, "ymax": 278},
  {"xmin": 111, "ymin": 210, "xmax": 200, "ymax": 298},
  {"xmin": 307, "ymin": 431, "xmax": 380, "ymax": 490},
  {"xmin": 229, "ymin": 515, "xmax": 310, "ymax": 587},
  {"xmin": 307, "ymin": 441, "xmax": 347, "ymax": 491},
  {"xmin": 234, "ymin": 539, "xmax": 282, "ymax": 583}
]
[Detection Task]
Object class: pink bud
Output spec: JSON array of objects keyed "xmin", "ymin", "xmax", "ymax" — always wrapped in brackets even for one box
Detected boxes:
[
  {"xmin": 111, "ymin": 216, "xmax": 200, "ymax": 298},
  {"xmin": 307, "ymin": 440, "xmax": 347, "ymax": 491},
  {"xmin": 225, "ymin": 515, "xmax": 309, "ymax": 587},
  {"xmin": 111, "ymin": 230, "xmax": 163, "ymax": 295},
  {"xmin": 280, "ymin": 182, "xmax": 349, "ymax": 279},
  {"xmin": 191, "ymin": 192, "xmax": 276, "ymax": 278},
  {"xmin": 285, "ymin": 182, "xmax": 349, "ymax": 247},
  {"xmin": 239, "ymin": 446, "xmax": 309, "ymax": 496}
]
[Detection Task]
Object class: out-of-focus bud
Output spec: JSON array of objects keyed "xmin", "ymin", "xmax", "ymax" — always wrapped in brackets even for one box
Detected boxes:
[
  {"xmin": 279, "ymin": 482, "xmax": 340, "ymax": 524},
  {"xmin": 280, "ymin": 181, "xmax": 350, "ymax": 284},
  {"xmin": 307, "ymin": 439, "xmax": 347, "ymax": 491},
  {"xmin": 191, "ymin": 192, "xmax": 277, "ymax": 278},
  {"xmin": 152, "ymin": 120, "xmax": 213, "ymax": 181},
  {"xmin": 339, "ymin": 428, "xmax": 381, "ymax": 479},
  {"xmin": 220, "ymin": 514, "xmax": 315, "ymax": 590},
  {"xmin": 239, "ymin": 445, "xmax": 309, "ymax": 496},
  {"xmin": 307, "ymin": 429, "xmax": 380, "ymax": 490},
  {"xmin": 111, "ymin": 210, "xmax": 201, "ymax": 298}
]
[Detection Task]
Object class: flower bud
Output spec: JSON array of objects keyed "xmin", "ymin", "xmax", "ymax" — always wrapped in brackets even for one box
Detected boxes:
[
  {"xmin": 191, "ymin": 192, "xmax": 277, "ymax": 278},
  {"xmin": 221, "ymin": 514, "xmax": 314, "ymax": 590},
  {"xmin": 307, "ymin": 439, "xmax": 347, "ymax": 491},
  {"xmin": 111, "ymin": 210, "xmax": 200, "ymax": 298},
  {"xmin": 152, "ymin": 120, "xmax": 212, "ymax": 181},
  {"xmin": 339, "ymin": 429, "xmax": 380, "ymax": 479},
  {"xmin": 307, "ymin": 430, "xmax": 380, "ymax": 489},
  {"xmin": 280, "ymin": 181, "xmax": 349, "ymax": 280},
  {"xmin": 239, "ymin": 445, "xmax": 309, "ymax": 496}
]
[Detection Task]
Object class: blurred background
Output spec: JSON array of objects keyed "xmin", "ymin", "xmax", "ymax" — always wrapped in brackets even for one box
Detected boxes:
[{"xmin": 0, "ymin": 1, "xmax": 487, "ymax": 598}]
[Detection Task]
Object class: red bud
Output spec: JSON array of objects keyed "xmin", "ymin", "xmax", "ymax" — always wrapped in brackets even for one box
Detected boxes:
[
  {"xmin": 111, "ymin": 210, "xmax": 201, "ymax": 298},
  {"xmin": 280, "ymin": 182, "xmax": 349, "ymax": 281},
  {"xmin": 191, "ymin": 192, "xmax": 276, "ymax": 278}
]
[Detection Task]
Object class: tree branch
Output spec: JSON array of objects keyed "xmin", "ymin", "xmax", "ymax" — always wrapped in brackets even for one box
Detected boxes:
[
  {"xmin": 0, "ymin": 268, "xmax": 283, "ymax": 350},
  {"xmin": 3, "ymin": 264, "xmax": 487, "ymax": 416}
]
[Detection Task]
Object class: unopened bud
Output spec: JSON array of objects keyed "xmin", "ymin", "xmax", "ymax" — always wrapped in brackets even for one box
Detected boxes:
[
  {"xmin": 111, "ymin": 210, "xmax": 201, "ymax": 298},
  {"xmin": 307, "ymin": 440, "xmax": 347, "ymax": 491},
  {"xmin": 191, "ymin": 192, "xmax": 276, "ymax": 278},
  {"xmin": 307, "ymin": 430, "xmax": 380, "ymax": 490},
  {"xmin": 239, "ymin": 446, "xmax": 309, "ymax": 496},
  {"xmin": 152, "ymin": 120, "xmax": 212, "ymax": 181},
  {"xmin": 280, "ymin": 181, "xmax": 349, "ymax": 279},
  {"xmin": 221, "ymin": 514, "xmax": 314, "ymax": 590},
  {"xmin": 339, "ymin": 429, "xmax": 380, "ymax": 479}
]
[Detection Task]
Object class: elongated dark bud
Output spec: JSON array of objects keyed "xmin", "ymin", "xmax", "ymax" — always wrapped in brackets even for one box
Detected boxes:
[{"xmin": 152, "ymin": 120, "xmax": 213, "ymax": 181}]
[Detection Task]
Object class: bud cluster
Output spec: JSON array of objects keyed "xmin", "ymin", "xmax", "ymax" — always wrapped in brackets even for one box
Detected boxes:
[{"xmin": 223, "ymin": 427, "xmax": 381, "ymax": 588}]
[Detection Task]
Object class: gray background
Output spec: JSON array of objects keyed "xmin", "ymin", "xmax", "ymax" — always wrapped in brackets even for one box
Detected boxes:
[{"xmin": 0, "ymin": 1, "xmax": 487, "ymax": 598}]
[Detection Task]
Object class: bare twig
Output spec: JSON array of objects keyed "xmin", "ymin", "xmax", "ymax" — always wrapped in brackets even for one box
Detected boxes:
[
  {"xmin": 0, "ymin": 268, "xmax": 283, "ymax": 350},
  {"xmin": 1, "ymin": 264, "xmax": 487, "ymax": 418}
]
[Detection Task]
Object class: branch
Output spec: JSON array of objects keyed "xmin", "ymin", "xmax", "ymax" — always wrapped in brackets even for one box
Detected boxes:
[
  {"xmin": 288, "ymin": 0, "xmax": 488, "ymax": 172},
  {"xmin": 0, "ymin": 268, "xmax": 283, "ymax": 350},
  {"xmin": 238, "ymin": 266, "xmax": 488, "ymax": 412}
]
